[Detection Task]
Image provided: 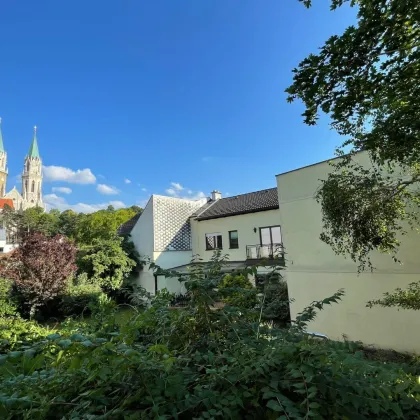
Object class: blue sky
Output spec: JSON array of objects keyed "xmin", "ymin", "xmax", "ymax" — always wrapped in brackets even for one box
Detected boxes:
[{"xmin": 0, "ymin": 0, "xmax": 356, "ymax": 212}]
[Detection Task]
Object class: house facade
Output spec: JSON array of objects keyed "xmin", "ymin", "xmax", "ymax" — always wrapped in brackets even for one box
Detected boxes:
[
  {"xmin": 130, "ymin": 195, "xmax": 208, "ymax": 295},
  {"xmin": 130, "ymin": 189, "xmax": 284, "ymax": 295},
  {"xmin": 191, "ymin": 189, "xmax": 283, "ymax": 276},
  {"xmin": 276, "ymin": 152, "xmax": 420, "ymax": 353}
]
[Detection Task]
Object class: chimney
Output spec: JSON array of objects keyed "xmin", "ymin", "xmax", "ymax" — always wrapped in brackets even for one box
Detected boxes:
[{"xmin": 211, "ymin": 190, "xmax": 222, "ymax": 201}]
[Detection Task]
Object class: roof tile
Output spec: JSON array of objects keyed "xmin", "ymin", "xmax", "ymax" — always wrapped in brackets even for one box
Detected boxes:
[{"xmin": 196, "ymin": 188, "xmax": 278, "ymax": 221}]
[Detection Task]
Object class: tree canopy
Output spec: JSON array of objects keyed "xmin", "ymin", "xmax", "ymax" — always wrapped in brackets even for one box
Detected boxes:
[
  {"xmin": 0, "ymin": 205, "xmax": 142, "ymax": 246},
  {"xmin": 287, "ymin": 0, "xmax": 420, "ymax": 269}
]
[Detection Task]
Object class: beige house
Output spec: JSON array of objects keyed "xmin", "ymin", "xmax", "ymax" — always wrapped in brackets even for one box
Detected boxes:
[
  {"xmin": 276, "ymin": 152, "xmax": 420, "ymax": 353},
  {"xmin": 128, "ymin": 189, "xmax": 284, "ymax": 295},
  {"xmin": 191, "ymin": 189, "xmax": 283, "ymax": 276}
]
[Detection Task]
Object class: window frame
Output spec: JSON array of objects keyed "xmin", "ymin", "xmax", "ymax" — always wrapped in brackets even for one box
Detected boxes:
[
  {"xmin": 205, "ymin": 232, "xmax": 223, "ymax": 251},
  {"xmin": 228, "ymin": 230, "xmax": 239, "ymax": 249},
  {"xmin": 259, "ymin": 225, "xmax": 282, "ymax": 246}
]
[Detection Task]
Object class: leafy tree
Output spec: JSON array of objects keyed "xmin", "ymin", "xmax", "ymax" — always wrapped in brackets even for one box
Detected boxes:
[
  {"xmin": 22, "ymin": 207, "xmax": 60, "ymax": 237},
  {"xmin": 0, "ymin": 233, "xmax": 77, "ymax": 318},
  {"xmin": 287, "ymin": 0, "xmax": 420, "ymax": 269},
  {"xmin": 77, "ymin": 237, "xmax": 136, "ymax": 291},
  {"xmin": 1, "ymin": 207, "xmax": 63, "ymax": 241},
  {"xmin": 57, "ymin": 209, "xmax": 80, "ymax": 238},
  {"xmin": 367, "ymin": 282, "xmax": 420, "ymax": 311},
  {"xmin": 74, "ymin": 207, "xmax": 139, "ymax": 245}
]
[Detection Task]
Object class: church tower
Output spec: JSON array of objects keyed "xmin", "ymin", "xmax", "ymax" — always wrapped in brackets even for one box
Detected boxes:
[
  {"xmin": 0, "ymin": 118, "xmax": 8, "ymax": 197},
  {"xmin": 21, "ymin": 126, "xmax": 44, "ymax": 209}
]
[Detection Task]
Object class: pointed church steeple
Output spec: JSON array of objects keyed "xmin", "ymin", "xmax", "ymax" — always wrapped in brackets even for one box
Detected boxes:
[
  {"xmin": 28, "ymin": 126, "xmax": 40, "ymax": 159},
  {"xmin": 21, "ymin": 125, "xmax": 43, "ymax": 209},
  {"xmin": 0, "ymin": 118, "xmax": 4, "ymax": 153}
]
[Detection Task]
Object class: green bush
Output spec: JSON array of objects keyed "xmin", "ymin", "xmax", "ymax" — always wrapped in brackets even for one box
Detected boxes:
[
  {"xmin": 262, "ymin": 279, "xmax": 291, "ymax": 326},
  {"xmin": 60, "ymin": 277, "xmax": 107, "ymax": 317},
  {"xmin": 0, "ymin": 256, "xmax": 419, "ymax": 419},
  {"xmin": 219, "ymin": 273, "xmax": 257, "ymax": 308},
  {"xmin": 0, "ymin": 317, "xmax": 54, "ymax": 352},
  {"xmin": 0, "ymin": 278, "xmax": 16, "ymax": 317}
]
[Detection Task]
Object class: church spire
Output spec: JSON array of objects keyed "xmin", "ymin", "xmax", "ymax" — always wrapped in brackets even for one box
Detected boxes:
[
  {"xmin": 28, "ymin": 125, "xmax": 40, "ymax": 158},
  {"xmin": 0, "ymin": 118, "xmax": 4, "ymax": 153}
]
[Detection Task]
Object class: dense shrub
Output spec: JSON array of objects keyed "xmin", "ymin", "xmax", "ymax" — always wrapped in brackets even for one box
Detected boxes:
[
  {"xmin": 262, "ymin": 278, "xmax": 291, "ymax": 326},
  {"xmin": 0, "ymin": 278, "xmax": 16, "ymax": 317},
  {"xmin": 219, "ymin": 273, "xmax": 257, "ymax": 308},
  {"xmin": 0, "ymin": 256, "xmax": 419, "ymax": 418},
  {"xmin": 0, "ymin": 317, "xmax": 54, "ymax": 352},
  {"xmin": 60, "ymin": 278, "xmax": 106, "ymax": 317}
]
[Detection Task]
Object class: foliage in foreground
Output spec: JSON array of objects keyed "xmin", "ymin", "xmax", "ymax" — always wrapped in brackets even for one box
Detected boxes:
[
  {"xmin": 0, "ymin": 255, "xmax": 419, "ymax": 419},
  {"xmin": 367, "ymin": 281, "xmax": 420, "ymax": 311}
]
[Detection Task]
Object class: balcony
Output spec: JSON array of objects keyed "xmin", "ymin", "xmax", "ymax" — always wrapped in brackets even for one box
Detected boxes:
[{"xmin": 246, "ymin": 243, "xmax": 284, "ymax": 265}]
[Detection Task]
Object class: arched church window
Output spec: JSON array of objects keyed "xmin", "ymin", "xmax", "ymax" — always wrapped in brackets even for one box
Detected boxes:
[
  {"xmin": 31, "ymin": 181, "xmax": 35, "ymax": 193},
  {"xmin": 25, "ymin": 180, "xmax": 28, "ymax": 194}
]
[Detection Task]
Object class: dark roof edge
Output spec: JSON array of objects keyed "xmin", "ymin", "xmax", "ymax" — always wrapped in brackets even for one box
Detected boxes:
[
  {"xmin": 196, "ymin": 205, "xmax": 279, "ymax": 221},
  {"xmin": 275, "ymin": 151, "xmax": 364, "ymax": 178}
]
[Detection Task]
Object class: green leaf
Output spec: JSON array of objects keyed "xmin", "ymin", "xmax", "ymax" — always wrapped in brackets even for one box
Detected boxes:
[
  {"xmin": 267, "ymin": 399, "xmax": 284, "ymax": 412},
  {"xmin": 58, "ymin": 339, "xmax": 72, "ymax": 349},
  {"xmin": 47, "ymin": 333, "xmax": 61, "ymax": 340}
]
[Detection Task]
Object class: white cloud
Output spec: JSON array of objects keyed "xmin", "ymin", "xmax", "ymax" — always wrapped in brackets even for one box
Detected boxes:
[
  {"xmin": 52, "ymin": 187, "xmax": 72, "ymax": 195},
  {"xmin": 124, "ymin": 178, "xmax": 131, "ymax": 184},
  {"xmin": 43, "ymin": 166, "xmax": 96, "ymax": 184},
  {"xmin": 141, "ymin": 187, "xmax": 147, "ymax": 192},
  {"xmin": 202, "ymin": 157, "xmax": 212, "ymax": 162},
  {"xmin": 164, "ymin": 183, "xmax": 206, "ymax": 201},
  {"xmin": 170, "ymin": 182, "xmax": 184, "ymax": 191},
  {"xmin": 190, "ymin": 191, "xmax": 206, "ymax": 200},
  {"xmin": 44, "ymin": 194, "xmax": 126, "ymax": 213},
  {"xmin": 97, "ymin": 184, "xmax": 120, "ymax": 195}
]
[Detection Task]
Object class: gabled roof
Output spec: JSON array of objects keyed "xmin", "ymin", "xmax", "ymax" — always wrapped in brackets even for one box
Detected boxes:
[
  {"xmin": 195, "ymin": 188, "xmax": 278, "ymax": 221},
  {"xmin": 117, "ymin": 213, "xmax": 141, "ymax": 236},
  {"xmin": 0, "ymin": 199, "xmax": 14, "ymax": 209}
]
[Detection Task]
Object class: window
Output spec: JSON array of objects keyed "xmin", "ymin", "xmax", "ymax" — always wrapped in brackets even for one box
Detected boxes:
[
  {"xmin": 31, "ymin": 181, "xmax": 35, "ymax": 193},
  {"xmin": 229, "ymin": 230, "xmax": 239, "ymax": 249},
  {"xmin": 0, "ymin": 248, "xmax": 4, "ymax": 253},
  {"xmin": 260, "ymin": 226, "xmax": 282, "ymax": 246},
  {"xmin": 205, "ymin": 233, "xmax": 223, "ymax": 250}
]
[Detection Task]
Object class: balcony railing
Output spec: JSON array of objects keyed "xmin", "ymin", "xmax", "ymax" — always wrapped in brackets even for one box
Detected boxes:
[{"xmin": 246, "ymin": 243, "xmax": 284, "ymax": 261}]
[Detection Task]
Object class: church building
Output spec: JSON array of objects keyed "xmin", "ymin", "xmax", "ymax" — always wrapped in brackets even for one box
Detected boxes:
[{"xmin": 0, "ymin": 119, "xmax": 44, "ymax": 211}]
